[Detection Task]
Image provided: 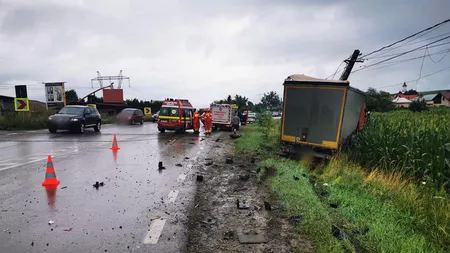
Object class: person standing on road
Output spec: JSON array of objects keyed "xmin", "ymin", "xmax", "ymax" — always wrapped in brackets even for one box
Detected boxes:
[
  {"xmin": 231, "ymin": 112, "xmax": 241, "ymax": 135},
  {"xmin": 193, "ymin": 109, "xmax": 200, "ymax": 134},
  {"xmin": 204, "ymin": 109, "xmax": 212, "ymax": 135}
]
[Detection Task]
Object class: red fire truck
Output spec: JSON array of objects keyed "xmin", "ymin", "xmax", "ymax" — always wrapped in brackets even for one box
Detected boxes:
[{"xmin": 157, "ymin": 98, "xmax": 195, "ymax": 133}]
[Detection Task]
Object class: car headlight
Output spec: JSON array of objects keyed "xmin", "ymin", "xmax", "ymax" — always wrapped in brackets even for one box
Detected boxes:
[{"xmin": 70, "ymin": 118, "xmax": 79, "ymax": 122}]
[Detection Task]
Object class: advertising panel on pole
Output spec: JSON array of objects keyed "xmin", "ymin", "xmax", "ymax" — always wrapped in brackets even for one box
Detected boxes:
[{"xmin": 44, "ymin": 82, "xmax": 66, "ymax": 109}]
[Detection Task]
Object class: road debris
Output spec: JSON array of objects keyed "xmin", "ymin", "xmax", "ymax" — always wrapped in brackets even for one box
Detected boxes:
[
  {"xmin": 93, "ymin": 181, "xmax": 104, "ymax": 189},
  {"xmin": 61, "ymin": 186, "xmax": 67, "ymax": 189},
  {"xmin": 236, "ymin": 199, "xmax": 250, "ymax": 209},
  {"xmin": 332, "ymin": 225, "xmax": 348, "ymax": 240},
  {"xmin": 158, "ymin": 161, "xmax": 166, "ymax": 171},
  {"xmin": 201, "ymin": 218, "xmax": 216, "ymax": 225},
  {"xmin": 196, "ymin": 175, "xmax": 204, "ymax": 182},
  {"xmin": 239, "ymin": 174, "xmax": 250, "ymax": 181},
  {"xmin": 184, "ymin": 157, "xmax": 190, "ymax": 160},
  {"xmin": 63, "ymin": 228, "xmax": 72, "ymax": 232},
  {"xmin": 48, "ymin": 220, "xmax": 55, "ymax": 225},
  {"xmin": 223, "ymin": 230, "xmax": 234, "ymax": 240},
  {"xmin": 237, "ymin": 231, "xmax": 268, "ymax": 244},
  {"xmin": 150, "ymin": 216, "xmax": 162, "ymax": 221},
  {"xmin": 175, "ymin": 163, "xmax": 183, "ymax": 167},
  {"xmin": 226, "ymin": 158, "xmax": 233, "ymax": 164},
  {"xmin": 291, "ymin": 215, "xmax": 304, "ymax": 225},
  {"xmin": 205, "ymin": 161, "xmax": 213, "ymax": 166}
]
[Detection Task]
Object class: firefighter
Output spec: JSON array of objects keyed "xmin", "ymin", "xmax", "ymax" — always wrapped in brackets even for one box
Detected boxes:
[
  {"xmin": 204, "ymin": 109, "xmax": 213, "ymax": 135},
  {"xmin": 193, "ymin": 109, "xmax": 200, "ymax": 134}
]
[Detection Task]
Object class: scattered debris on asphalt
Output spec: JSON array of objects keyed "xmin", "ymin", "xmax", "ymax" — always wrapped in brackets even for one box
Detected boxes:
[
  {"xmin": 150, "ymin": 216, "xmax": 162, "ymax": 221},
  {"xmin": 223, "ymin": 230, "xmax": 234, "ymax": 240},
  {"xmin": 61, "ymin": 186, "xmax": 67, "ymax": 189},
  {"xmin": 229, "ymin": 134, "xmax": 241, "ymax": 139},
  {"xmin": 175, "ymin": 163, "xmax": 183, "ymax": 167},
  {"xmin": 237, "ymin": 231, "xmax": 268, "ymax": 244},
  {"xmin": 291, "ymin": 215, "xmax": 304, "ymax": 225},
  {"xmin": 251, "ymin": 157, "xmax": 256, "ymax": 163},
  {"xmin": 63, "ymin": 228, "xmax": 72, "ymax": 232},
  {"xmin": 254, "ymin": 205, "xmax": 262, "ymax": 210},
  {"xmin": 196, "ymin": 175, "xmax": 204, "ymax": 182},
  {"xmin": 226, "ymin": 158, "xmax": 233, "ymax": 164},
  {"xmin": 215, "ymin": 138, "xmax": 221, "ymax": 142},
  {"xmin": 48, "ymin": 220, "xmax": 55, "ymax": 225},
  {"xmin": 158, "ymin": 161, "xmax": 166, "ymax": 171},
  {"xmin": 201, "ymin": 218, "xmax": 216, "ymax": 225},
  {"xmin": 93, "ymin": 181, "xmax": 104, "ymax": 189},
  {"xmin": 236, "ymin": 199, "xmax": 250, "ymax": 209},
  {"xmin": 184, "ymin": 157, "xmax": 190, "ymax": 160},
  {"xmin": 189, "ymin": 142, "xmax": 195, "ymax": 145},
  {"xmin": 205, "ymin": 161, "xmax": 213, "ymax": 166}
]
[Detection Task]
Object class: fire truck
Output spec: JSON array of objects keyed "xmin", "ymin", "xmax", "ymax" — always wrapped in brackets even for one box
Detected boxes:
[{"xmin": 157, "ymin": 98, "xmax": 196, "ymax": 133}]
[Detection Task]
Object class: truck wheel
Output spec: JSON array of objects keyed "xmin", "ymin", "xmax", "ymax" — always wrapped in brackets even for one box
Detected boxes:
[{"xmin": 159, "ymin": 128, "xmax": 165, "ymax": 133}]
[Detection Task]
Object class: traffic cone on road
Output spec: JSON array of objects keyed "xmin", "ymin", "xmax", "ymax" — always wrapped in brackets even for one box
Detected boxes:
[
  {"xmin": 42, "ymin": 155, "xmax": 60, "ymax": 186},
  {"xmin": 110, "ymin": 134, "xmax": 120, "ymax": 151}
]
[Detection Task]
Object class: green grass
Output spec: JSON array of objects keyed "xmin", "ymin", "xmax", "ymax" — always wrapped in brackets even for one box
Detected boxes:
[
  {"xmin": 263, "ymin": 158, "xmax": 345, "ymax": 253},
  {"xmin": 235, "ymin": 117, "xmax": 450, "ymax": 253}
]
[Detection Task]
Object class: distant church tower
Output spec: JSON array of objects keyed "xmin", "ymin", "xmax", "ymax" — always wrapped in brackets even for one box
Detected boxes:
[{"xmin": 402, "ymin": 82, "xmax": 407, "ymax": 93}]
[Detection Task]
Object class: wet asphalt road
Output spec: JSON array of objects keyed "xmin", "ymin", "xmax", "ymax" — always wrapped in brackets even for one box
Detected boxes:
[{"xmin": 0, "ymin": 123, "xmax": 210, "ymax": 253}]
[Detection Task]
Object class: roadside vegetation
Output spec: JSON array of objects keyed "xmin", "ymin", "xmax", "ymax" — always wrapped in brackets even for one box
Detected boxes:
[
  {"xmin": 235, "ymin": 110, "xmax": 450, "ymax": 253},
  {"xmin": 0, "ymin": 111, "xmax": 117, "ymax": 130}
]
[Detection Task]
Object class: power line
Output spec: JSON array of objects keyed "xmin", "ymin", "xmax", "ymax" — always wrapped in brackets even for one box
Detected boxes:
[
  {"xmin": 427, "ymin": 46, "xmax": 450, "ymax": 63},
  {"xmin": 375, "ymin": 65, "xmax": 450, "ymax": 89},
  {"xmin": 353, "ymin": 35, "xmax": 450, "ymax": 73},
  {"xmin": 365, "ymin": 31, "xmax": 450, "ymax": 59},
  {"xmin": 353, "ymin": 47, "xmax": 450, "ymax": 73},
  {"xmin": 363, "ymin": 40, "xmax": 450, "ymax": 59},
  {"xmin": 361, "ymin": 18, "xmax": 450, "ymax": 58},
  {"xmin": 325, "ymin": 61, "xmax": 345, "ymax": 79}
]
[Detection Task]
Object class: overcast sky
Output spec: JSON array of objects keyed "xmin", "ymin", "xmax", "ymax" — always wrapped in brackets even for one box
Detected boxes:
[{"xmin": 1, "ymin": 0, "xmax": 450, "ymax": 107}]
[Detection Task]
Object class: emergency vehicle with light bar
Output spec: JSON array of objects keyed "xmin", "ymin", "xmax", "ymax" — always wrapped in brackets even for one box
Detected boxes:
[{"xmin": 157, "ymin": 98, "xmax": 195, "ymax": 133}]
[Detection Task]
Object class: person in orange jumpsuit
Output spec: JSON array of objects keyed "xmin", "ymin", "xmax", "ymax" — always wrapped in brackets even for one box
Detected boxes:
[
  {"xmin": 193, "ymin": 109, "xmax": 200, "ymax": 134},
  {"xmin": 204, "ymin": 109, "xmax": 213, "ymax": 135}
]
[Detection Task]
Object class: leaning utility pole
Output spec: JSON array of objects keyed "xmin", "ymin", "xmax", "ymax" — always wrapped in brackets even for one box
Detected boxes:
[{"xmin": 339, "ymin": 49, "xmax": 363, "ymax": 81}]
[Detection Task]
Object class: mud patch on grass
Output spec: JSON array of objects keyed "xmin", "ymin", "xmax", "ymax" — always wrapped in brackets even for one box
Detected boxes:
[{"xmin": 185, "ymin": 134, "xmax": 313, "ymax": 253}]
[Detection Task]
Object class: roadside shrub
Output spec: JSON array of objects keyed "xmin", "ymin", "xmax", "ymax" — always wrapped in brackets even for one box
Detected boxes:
[
  {"xmin": 409, "ymin": 99, "xmax": 428, "ymax": 112},
  {"xmin": 0, "ymin": 111, "xmax": 53, "ymax": 130}
]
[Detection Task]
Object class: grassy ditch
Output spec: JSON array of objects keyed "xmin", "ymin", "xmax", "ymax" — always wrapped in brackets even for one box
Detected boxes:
[{"xmin": 235, "ymin": 117, "xmax": 450, "ymax": 253}]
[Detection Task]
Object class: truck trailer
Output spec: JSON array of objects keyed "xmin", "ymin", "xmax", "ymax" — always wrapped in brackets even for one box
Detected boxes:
[
  {"xmin": 211, "ymin": 104, "xmax": 238, "ymax": 131},
  {"xmin": 281, "ymin": 74, "xmax": 366, "ymax": 158}
]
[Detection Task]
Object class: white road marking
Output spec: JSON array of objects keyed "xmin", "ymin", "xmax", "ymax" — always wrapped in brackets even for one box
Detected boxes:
[
  {"xmin": 167, "ymin": 190, "xmax": 179, "ymax": 203},
  {"xmin": 0, "ymin": 150, "xmax": 74, "ymax": 172},
  {"xmin": 177, "ymin": 174, "xmax": 187, "ymax": 182},
  {"xmin": 143, "ymin": 219, "xmax": 166, "ymax": 244}
]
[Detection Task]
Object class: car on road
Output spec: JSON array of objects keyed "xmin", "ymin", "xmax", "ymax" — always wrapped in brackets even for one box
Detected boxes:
[
  {"xmin": 48, "ymin": 105, "xmax": 101, "ymax": 133},
  {"xmin": 117, "ymin": 108, "xmax": 144, "ymax": 125},
  {"xmin": 152, "ymin": 111, "xmax": 159, "ymax": 122}
]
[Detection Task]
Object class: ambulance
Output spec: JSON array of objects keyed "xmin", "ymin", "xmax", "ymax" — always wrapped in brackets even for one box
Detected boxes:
[
  {"xmin": 157, "ymin": 98, "xmax": 196, "ymax": 133},
  {"xmin": 210, "ymin": 104, "xmax": 238, "ymax": 131}
]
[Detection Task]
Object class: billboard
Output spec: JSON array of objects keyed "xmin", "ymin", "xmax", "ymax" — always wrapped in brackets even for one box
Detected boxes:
[{"xmin": 45, "ymin": 82, "xmax": 66, "ymax": 109}]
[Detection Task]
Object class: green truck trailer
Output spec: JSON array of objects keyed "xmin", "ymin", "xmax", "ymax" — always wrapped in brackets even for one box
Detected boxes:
[{"xmin": 281, "ymin": 74, "xmax": 366, "ymax": 158}]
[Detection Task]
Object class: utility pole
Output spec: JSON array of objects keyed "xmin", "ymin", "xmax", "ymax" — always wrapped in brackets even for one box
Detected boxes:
[{"xmin": 339, "ymin": 49, "xmax": 363, "ymax": 81}]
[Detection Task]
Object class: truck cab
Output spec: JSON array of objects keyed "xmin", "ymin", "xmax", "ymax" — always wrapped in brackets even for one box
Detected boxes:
[{"xmin": 157, "ymin": 98, "xmax": 195, "ymax": 133}]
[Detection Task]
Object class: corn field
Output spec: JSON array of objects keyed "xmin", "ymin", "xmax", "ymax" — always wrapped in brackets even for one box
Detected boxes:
[{"xmin": 353, "ymin": 108, "xmax": 450, "ymax": 187}]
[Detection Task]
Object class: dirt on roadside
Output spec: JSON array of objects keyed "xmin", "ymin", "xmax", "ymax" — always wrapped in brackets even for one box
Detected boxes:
[{"xmin": 185, "ymin": 133, "xmax": 314, "ymax": 253}]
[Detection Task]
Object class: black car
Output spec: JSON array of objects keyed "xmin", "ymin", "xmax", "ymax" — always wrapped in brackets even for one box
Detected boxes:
[{"xmin": 48, "ymin": 105, "xmax": 101, "ymax": 133}]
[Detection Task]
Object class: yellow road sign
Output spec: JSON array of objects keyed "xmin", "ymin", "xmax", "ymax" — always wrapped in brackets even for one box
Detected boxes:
[
  {"xmin": 87, "ymin": 104, "xmax": 97, "ymax": 108},
  {"xmin": 144, "ymin": 107, "xmax": 152, "ymax": 115},
  {"xmin": 14, "ymin": 98, "xmax": 29, "ymax": 112}
]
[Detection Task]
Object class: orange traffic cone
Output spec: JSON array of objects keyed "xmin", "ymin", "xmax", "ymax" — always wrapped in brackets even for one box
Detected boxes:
[
  {"xmin": 42, "ymin": 155, "xmax": 60, "ymax": 186},
  {"xmin": 110, "ymin": 134, "xmax": 120, "ymax": 150}
]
